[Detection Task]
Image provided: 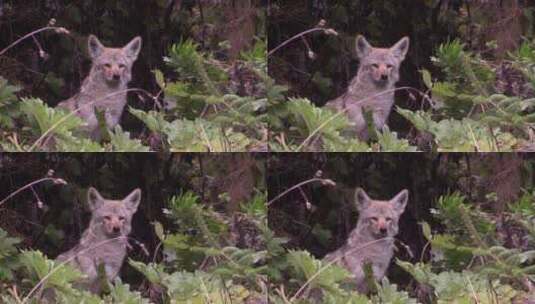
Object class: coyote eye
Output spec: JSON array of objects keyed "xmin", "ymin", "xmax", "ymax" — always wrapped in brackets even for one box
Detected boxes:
[
  {"xmin": 386, "ymin": 64, "xmax": 393, "ymax": 69},
  {"xmin": 118, "ymin": 216, "xmax": 125, "ymax": 221},
  {"xmin": 104, "ymin": 216, "xmax": 111, "ymax": 220},
  {"xmin": 104, "ymin": 63, "xmax": 112, "ymax": 68},
  {"xmin": 370, "ymin": 217, "xmax": 378, "ymax": 222},
  {"xmin": 371, "ymin": 64, "xmax": 379, "ymax": 68},
  {"xmin": 118, "ymin": 64, "xmax": 125, "ymax": 69},
  {"xmin": 385, "ymin": 217, "xmax": 392, "ymax": 222}
]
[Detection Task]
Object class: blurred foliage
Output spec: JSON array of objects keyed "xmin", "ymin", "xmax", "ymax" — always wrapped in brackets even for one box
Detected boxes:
[
  {"xmin": 0, "ymin": 153, "xmax": 267, "ymax": 302},
  {"xmin": 268, "ymin": 0, "xmax": 535, "ymax": 151},
  {"xmin": 0, "ymin": 1, "xmax": 266, "ymax": 152},
  {"xmin": 267, "ymin": 153, "xmax": 535, "ymax": 303},
  {"xmin": 398, "ymin": 37, "xmax": 535, "ymax": 151}
]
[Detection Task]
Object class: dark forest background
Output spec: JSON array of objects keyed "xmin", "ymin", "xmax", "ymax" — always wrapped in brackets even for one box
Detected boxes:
[
  {"xmin": 0, "ymin": 0, "xmax": 265, "ymax": 139},
  {"xmin": 0, "ymin": 153, "xmax": 265, "ymax": 294},
  {"xmin": 267, "ymin": 153, "xmax": 535, "ymax": 293},
  {"xmin": 268, "ymin": 0, "xmax": 535, "ymax": 140}
]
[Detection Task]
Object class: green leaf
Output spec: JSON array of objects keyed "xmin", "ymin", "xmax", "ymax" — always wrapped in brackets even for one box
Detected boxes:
[
  {"xmin": 153, "ymin": 221, "xmax": 165, "ymax": 241},
  {"xmin": 153, "ymin": 69, "xmax": 166, "ymax": 89},
  {"xmin": 19, "ymin": 250, "xmax": 83, "ymax": 289},
  {"xmin": 20, "ymin": 98, "xmax": 84, "ymax": 137},
  {"xmin": 421, "ymin": 69, "xmax": 433, "ymax": 89},
  {"xmin": 108, "ymin": 280, "xmax": 150, "ymax": 304},
  {"xmin": 129, "ymin": 260, "xmax": 165, "ymax": 285},
  {"xmin": 108, "ymin": 126, "xmax": 150, "ymax": 152}
]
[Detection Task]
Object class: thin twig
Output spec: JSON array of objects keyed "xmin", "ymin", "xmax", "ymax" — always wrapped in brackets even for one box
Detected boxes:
[
  {"xmin": 0, "ymin": 177, "xmax": 66, "ymax": 208},
  {"xmin": 267, "ymin": 177, "xmax": 335, "ymax": 206},
  {"xmin": 268, "ymin": 27, "xmax": 338, "ymax": 57},
  {"xmin": 0, "ymin": 26, "xmax": 70, "ymax": 57},
  {"xmin": 199, "ymin": 122, "xmax": 213, "ymax": 152}
]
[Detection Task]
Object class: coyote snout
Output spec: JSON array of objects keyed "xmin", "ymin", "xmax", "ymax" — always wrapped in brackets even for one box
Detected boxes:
[
  {"xmin": 371, "ymin": 216, "xmax": 389, "ymax": 236},
  {"xmin": 102, "ymin": 213, "xmax": 127, "ymax": 236},
  {"xmin": 101, "ymin": 62, "xmax": 126, "ymax": 84},
  {"xmin": 370, "ymin": 62, "xmax": 392, "ymax": 83}
]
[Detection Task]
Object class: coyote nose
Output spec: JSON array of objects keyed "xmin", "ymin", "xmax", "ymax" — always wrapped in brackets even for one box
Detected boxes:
[
  {"xmin": 113, "ymin": 74, "xmax": 120, "ymax": 80},
  {"xmin": 380, "ymin": 74, "xmax": 388, "ymax": 80},
  {"xmin": 113, "ymin": 226, "xmax": 120, "ymax": 233},
  {"xmin": 379, "ymin": 227, "xmax": 387, "ymax": 235}
]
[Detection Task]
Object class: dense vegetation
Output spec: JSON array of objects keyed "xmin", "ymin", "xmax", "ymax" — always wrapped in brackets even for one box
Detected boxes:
[
  {"xmin": 0, "ymin": 1, "xmax": 266, "ymax": 152},
  {"xmin": 268, "ymin": 0, "xmax": 535, "ymax": 151},
  {"xmin": 0, "ymin": 153, "xmax": 268, "ymax": 303},
  {"xmin": 267, "ymin": 153, "xmax": 535, "ymax": 303}
]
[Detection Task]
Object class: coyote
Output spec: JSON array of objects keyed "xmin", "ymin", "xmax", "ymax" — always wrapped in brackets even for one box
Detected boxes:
[
  {"xmin": 55, "ymin": 187, "xmax": 141, "ymax": 293},
  {"xmin": 324, "ymin": 187, "xmax": 408, "ymax": 293},
  {"xmin": 57, "ymin": 35, "xmax": 142, "ymax": 140},
  {"xmin": 326, "ymin": 35, "xmax": 409, "ymax": 141}
]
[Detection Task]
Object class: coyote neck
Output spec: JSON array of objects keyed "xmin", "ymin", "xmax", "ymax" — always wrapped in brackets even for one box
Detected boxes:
[
  {"xmin": 347, "ymin": 73, "xmax": 395, "ymax": 101},
  {"xmin": 79, "ymin": 221, "xmax": 128, "ymax": 249},
  {"xmin": 80, "ymin": 69, "xmax": 128, "ymax": 102}
]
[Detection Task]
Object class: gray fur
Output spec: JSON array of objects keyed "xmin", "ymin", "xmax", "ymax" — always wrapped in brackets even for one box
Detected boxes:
[
  {"xmin": 326, "ymin": 35, "xmax": 410, "ymax": 141},
  {"xmin": 55, "ymin": 187, "xmax": 141, "ymax": 294},
  {"xmin": 57, "ymin": 35, "xmax": 142, "ymax": 140},
  {"xmin": 324, "ymin": 188, "xmax": 408, "ymax": 293}
]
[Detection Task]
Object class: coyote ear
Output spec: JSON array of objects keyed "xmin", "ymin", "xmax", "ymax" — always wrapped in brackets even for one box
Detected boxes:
[
  {"xmin": 123, "ymin": 188, "xmax": 141, "ymax": 213},
  {"xmin": 87, "ymin": 187, "xmax": 104, "ymax": 211},
  {"xmin": 355, "ymin": 187, "xmax": 372, "ymax": 211},
  {"xmin": 390, "ymin": 36, "xmax": 409, "ymax": 60},
  {"xmin": 88, "ymin": 35, "xmax": 104, "ymax": 59},
  {"xmin": 123, "ymin": 36, "xmax": 142, "ymax": 61},
  {"xmin": 355, "ymin": 35, "xmax": 372, "ymax": 59},
  {"xmin": 390, "ymin": 189, "xmax": 408, "ymax": 215}
]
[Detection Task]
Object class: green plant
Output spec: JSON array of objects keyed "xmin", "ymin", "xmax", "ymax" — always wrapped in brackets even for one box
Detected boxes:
[{"xmin": 0, "ymin": 34, "xmax": 267, "ymax": 152}]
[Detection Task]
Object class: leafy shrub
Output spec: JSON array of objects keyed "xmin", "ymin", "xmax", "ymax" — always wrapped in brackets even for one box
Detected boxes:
[
  {"xmin": 269, "ymin": 36, "xmax": 535, "ymax": 152},
  {"xmin": 264, "ymin": 191, "xmax": 535, "ymax": 303},
  {"xmin": 0, "ymin": 191, "xmax": 269, "ymax": 303},
  {"xmin": 0, "ymin": 37, "xmax": 267, "ymax": 152}
]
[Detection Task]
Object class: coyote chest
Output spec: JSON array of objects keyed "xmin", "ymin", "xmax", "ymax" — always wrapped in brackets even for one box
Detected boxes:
[
  {"xmin": 324, "ymin": 188, "xmax": 408, "ymax": 293},
  {"xmin": 326, "ymin": 35, "xmax": 409, "ymax": 141},
  {"xmin": 326, "ymin": 233, "xmax": 394, "ymax": 282},
  {"xmin": 330, "ymin": 80, "xmax": 396, "ymax": 137},
  {"xmin": 66, "ymin": 80, "xmax": 128, "ymax": 134},
  {"xmin": 57, "ymin": 35, "xmax": 142, "ymax": 140}
]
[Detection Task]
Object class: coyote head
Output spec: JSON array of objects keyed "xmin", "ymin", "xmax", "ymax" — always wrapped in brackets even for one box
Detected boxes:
[
  {"xmin": 87, "ymin": 187, "xmax": 141, "ymax": 238},
  {"xmin": 87, "ymin": 35, "xmax": 142, "ymax": 86},
  {"xmin": 355, "ymin": 35, "xmax": 409, "ymax": 87},
  {"xmin": 355, "ymin": 188, "xmax": 408, "ymax": 239}
]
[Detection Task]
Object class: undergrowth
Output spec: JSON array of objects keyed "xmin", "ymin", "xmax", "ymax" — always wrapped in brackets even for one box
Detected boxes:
[
  {"xmin": 266, "ymin": 192, "xmax": 535, "ymax": 303},
  {"xmin": 0, "ymin": 37, "xmax": 267, "ymax": 152},
  {"xmin": 269, "ymin": 38, "xmax": 535, "ymax": 152},
  {"xmin": 0, "ymin": 191, "xmax": 269, "ymax": 303}
]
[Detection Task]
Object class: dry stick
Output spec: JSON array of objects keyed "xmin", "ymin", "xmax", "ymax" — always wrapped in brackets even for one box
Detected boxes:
[
  {"xmin": 0, "ymin": 177, "xmax": 66, "ymax": 208},
  {"xmin": 289, "ymin": 236, "xmax": 395, "ymax": 302},
  {"xmin": 0, "ymin": 27, "xmax": 70, "ymax": 57},
  {"xmin": 198, "ymin": 122, "xmax": 214, "ymax": 152},
  {"xmin": 267, "ymin": 177, "xmax": 335, "ymax": 207},
  {"xmin": 28, "ymin": 88, "xmax": 157, "ymax": 152},
  {"xmin": 465, "ymin": 275, "xmax": 480, "ymax": 304},
  {"xmin": 21, "ymin": 236, "xmax": 128, "ymax": 304},
  {"xmin": 296, "ymin": 86, "xmax": 419, "ymax": 152},
  {"xmin": 268, "ymin": 27, "xmax": 337, "ymax": 57}
]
